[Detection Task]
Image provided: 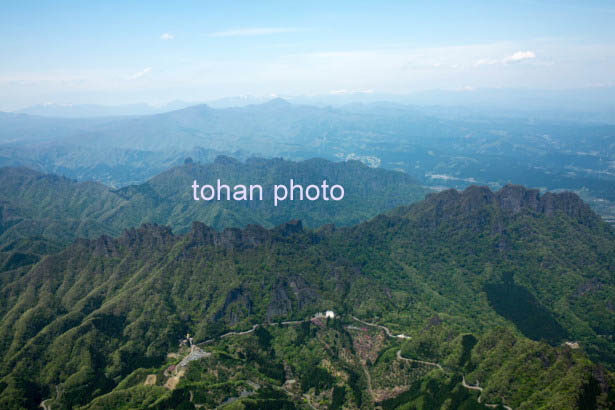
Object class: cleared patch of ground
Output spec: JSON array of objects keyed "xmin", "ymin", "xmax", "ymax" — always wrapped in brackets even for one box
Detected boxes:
[{"xmin": 143, "ymin": 374, "xmax": 157, "ymax": 386}]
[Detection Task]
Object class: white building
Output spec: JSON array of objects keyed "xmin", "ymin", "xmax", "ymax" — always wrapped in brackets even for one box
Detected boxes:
[{"xmin": 314, "ymin": 310, "xmax": 336, "ymax": 319}]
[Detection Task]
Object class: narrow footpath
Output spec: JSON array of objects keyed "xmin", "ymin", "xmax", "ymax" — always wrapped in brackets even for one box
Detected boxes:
[{"xmin": 351, "ymin": 316, "xmax": 513, "ymax": 409}]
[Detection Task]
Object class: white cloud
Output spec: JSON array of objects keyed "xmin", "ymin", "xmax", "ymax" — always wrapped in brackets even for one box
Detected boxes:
[
  {"xmin": 3, "ymin": 40, "xmax": 612, "ymax": 110},
  {"xmin": 208, "ymin": 27, "xmax": 302, "ymax": 38},
  {"xmin": 503, "ymin": 50, "xmax": 536, "ymax": 63},
  {"xmin": 160, "ymin": 33, "xmax": 175, "ymax": 40},
  {"xmin": 128, "ymin": 67, "xmax": 152, "ymax": 80},
  {"xmin": 475, "ymin": 50, "xmax": 536, "ymax": 66}
]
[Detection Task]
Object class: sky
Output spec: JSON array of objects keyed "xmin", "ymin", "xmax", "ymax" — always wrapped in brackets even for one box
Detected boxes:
[{"xmin": 1, "ymin": 0, "xmax": 614, "ymax": 110}]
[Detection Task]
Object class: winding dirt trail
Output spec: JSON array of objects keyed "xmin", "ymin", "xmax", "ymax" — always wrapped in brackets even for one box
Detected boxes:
[
  {"xmin": 196, "ymin": 319, "xmax": 310, "ymax": 346},
  {"xmin": 196, "ymin": 324, "xmax": 260, "ymax": 346},
  {"xmin": 193, "ymin": 315, "xmax": 513, "ymax": 409},
  {"xmin": 395, "ymin": 349, "xmax": 513, "ymax": 409},
  {"xmin": 462, "ymin": 376, "xmax": 483, "ymax": 393},
  {"xmin": 352, "ymin": 316, "xmax": 513, "ymax": 410},
  {"xmin": 221, "ymin": 324, "xmax": 260, "ymax": 337},
  {"xmin": 462, "ymin": 376, "xmax": 513, "ymax": 410},
  {"xmin": 40, "ymin": 385, "xmax": 60, "ymax": 410},
  {"xmin": 395, "ymin": 349, "xmax": 445, "ymax": 372},
  {"xmin": 351, "ymin": 316, "xmax": 410, "ymax": 340}
]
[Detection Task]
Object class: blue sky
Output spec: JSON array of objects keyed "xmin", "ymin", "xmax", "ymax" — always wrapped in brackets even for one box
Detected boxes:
[{"xmin": 1, "ymin": 0, "xmax": 614, "ymax": 110}]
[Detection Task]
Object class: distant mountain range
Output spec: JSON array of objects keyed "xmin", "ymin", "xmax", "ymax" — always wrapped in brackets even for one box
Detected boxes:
[
  {"xmin": 2, "ymin": 98, "xmax": 614, "ymax": 223},
  {"xmin": 0, "ymin": 183, "xmax": 613, "ymax": 409},
  {"xmin": 13, "ymin": 87, "xmax": 615, "ymax": 122},
  {"xmin": 15, "ymin": 101, "xmax": 196, "ymax": 118}
]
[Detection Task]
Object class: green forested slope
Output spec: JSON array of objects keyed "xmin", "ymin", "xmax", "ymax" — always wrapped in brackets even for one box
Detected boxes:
[
  {"xmin": 0, "ymin": 185, "xmax": 613, "ymax": 408},
  {"xmin": 0, "ymin": 157, "xmax": 426, "ymax": 247}
]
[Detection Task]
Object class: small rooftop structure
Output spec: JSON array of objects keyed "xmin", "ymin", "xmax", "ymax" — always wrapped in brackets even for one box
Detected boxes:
[{"xmin": 313, "ymin": 310, "xmax": 336, "ymax": 319}]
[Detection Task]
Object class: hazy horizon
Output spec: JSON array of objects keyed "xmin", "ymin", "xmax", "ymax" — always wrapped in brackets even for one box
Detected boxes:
[{"xmin": 2, "ymin": 0, "xmax": 614, "ymax": 111}]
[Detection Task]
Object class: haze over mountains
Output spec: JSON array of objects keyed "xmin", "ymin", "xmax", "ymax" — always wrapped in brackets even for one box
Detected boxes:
[
  {"xmin": 15, "ymin": 101, "xmax": 196, "ymax": 118},
  {"xmin": 1, "ymin": 100, "xmax": 614, "ymax": 407},
  {"xmin": 11, "ymin": 88, "xmax": 615, "ymax": 122},
  {"xmin": 2, "ymin": 98, "xmax": 614, "ymax": 222},
  {"xmin": 1, "ymin": 91, "xmax": 615, "ymax": 410}
]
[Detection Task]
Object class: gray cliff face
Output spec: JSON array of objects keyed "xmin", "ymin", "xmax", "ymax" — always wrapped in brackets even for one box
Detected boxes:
[
  {"xmin": 496, "ymin": 185, "xmax": 541, "ymax": 214},
  {"xmin": 419, "ymin": 184, "xmax": 596, "ymax": 222},
  {"xmin": 265, "ymin": 276, "xmax": 319, "ymax": 321},
  {"xmin": 266, "ymin": 283, "xmax": 292, "ymax": 321},
  {"xmin": 214, "ymin": 286, "xmax": 253, "ymax": 325},
  {"xmin": 495, "ymin": 185, "xmax": 592, "ymax": 220}
]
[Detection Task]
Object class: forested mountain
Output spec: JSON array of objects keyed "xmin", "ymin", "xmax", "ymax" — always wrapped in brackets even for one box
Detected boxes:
[
  {"xmin": 0, "ymin": 185, "xmax": 613, "ymax": 409},
  {"xmin": 0, "ymin": 156, "xmax": 426, "ymax": 249}
]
